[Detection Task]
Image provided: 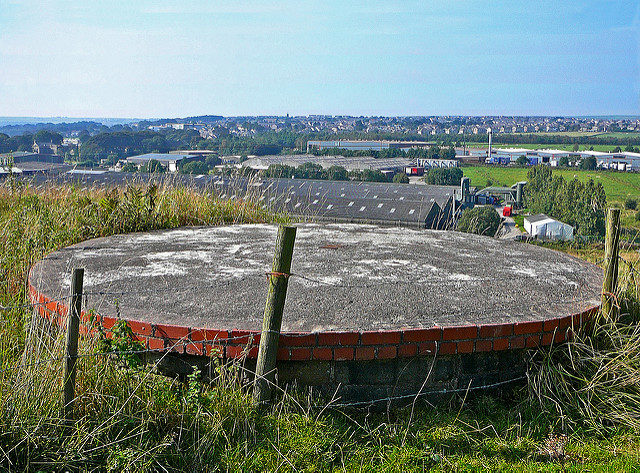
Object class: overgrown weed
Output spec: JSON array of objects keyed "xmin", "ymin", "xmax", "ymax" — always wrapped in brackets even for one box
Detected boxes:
[{"xmin": 1, "ymin": 180, "xmax": 640, "ymax": 470}]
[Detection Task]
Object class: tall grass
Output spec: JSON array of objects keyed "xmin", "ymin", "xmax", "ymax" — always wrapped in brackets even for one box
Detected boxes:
[
  {"xmin": 2, "ymin": 179, "xmax": 640, "ymax": 469},
  {"xmin": 529, "ymin": 248, "xmax": 640, "ymax": 435}
]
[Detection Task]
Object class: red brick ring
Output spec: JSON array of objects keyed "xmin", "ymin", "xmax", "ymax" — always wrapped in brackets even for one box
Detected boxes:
[{"xmin": 29, "ymin": 280, "xmax": 598, "ymax": 362}]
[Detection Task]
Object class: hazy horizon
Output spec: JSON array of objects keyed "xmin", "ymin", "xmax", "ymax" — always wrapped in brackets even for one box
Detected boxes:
[{"xmin": 2, "ymin": 0, "xmax": 639, "ymax": 118}]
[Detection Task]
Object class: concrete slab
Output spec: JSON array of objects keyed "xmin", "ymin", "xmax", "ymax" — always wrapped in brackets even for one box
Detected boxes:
[{"xmin": 29, "ymin": 223, "xmax": 602, "ymax": 332}]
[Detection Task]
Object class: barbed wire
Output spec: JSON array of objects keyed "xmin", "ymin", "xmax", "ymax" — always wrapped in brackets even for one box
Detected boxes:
[{"xmin": 328, "ymin": 375, "xmax": 528, "ymax": 408}]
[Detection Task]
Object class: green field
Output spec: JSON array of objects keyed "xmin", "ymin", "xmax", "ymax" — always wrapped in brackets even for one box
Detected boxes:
[
  {"xmin": 463, "ymin": 165, "xmax": 640, "ymax": 228},
  {"xmin": 466, "ymin": 143, "xmax": 620, "ymax": 152},
  {"xmin": 463, "ymin": 165, "xmax": 640, "ymax": 201}
]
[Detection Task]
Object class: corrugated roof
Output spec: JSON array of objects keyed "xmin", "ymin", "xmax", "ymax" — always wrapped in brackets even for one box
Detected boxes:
[
  {"xmin": 127, "ymin": 153, "xmax": 191, "ymax": 162},
  {"xmin": 524, "ymin": 214, "xmax": 552, "ymax": 224}
]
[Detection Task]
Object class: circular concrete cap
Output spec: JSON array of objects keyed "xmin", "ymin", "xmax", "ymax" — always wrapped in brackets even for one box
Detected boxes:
[{"xmin": 30, "ymin": 223, "xmax": 602, "ymax": 332}]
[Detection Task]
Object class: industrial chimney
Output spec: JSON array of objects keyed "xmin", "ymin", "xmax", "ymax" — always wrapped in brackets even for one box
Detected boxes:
[{"xmin": 487, "ymin": 127, "xmax": 492, "ymax": 161}]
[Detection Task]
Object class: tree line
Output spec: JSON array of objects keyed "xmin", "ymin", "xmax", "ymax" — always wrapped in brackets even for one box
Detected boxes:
[
  {"xmin": 263, "ymin": 163, "xmax": 393, "ymax": 183},
  {"xmin": 0, "ymin": 130, "xmax": 64, "ymax": 153},
  {"xmin": 524, "ymin": 165, "xmax": 607, "ymax": 236}
]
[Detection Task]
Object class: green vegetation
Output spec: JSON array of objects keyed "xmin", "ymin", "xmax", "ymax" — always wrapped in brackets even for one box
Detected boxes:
[
  {"xmin": 457, "ymin": 205, "xmax": 501, "ymax": 236},
  {"xmin": 2, "ymin": 182, "xmax": 640, "ymax": 470},
  {"xmin": 140, "ymin": 159, "xmax": 166, "ymax": 173},
  {"xmin": 462, "ymin": 165, "xmax": 640, "ymax": 203},
  {"xmin": 625, "ymin": 198, "xmax": 637, "ymax": 210},
  {"xmin": 424, "ymin": 167, "xmax": 463, "ymax": 186},
  {"xmin": 468, "ymin": 143, "xmax": 622, "ymax": 152},
  {"xmin": 524, "ymin": 166, "xmax": 606, "ymax": 236},
  {"xmin": 392, "ymin": 172, "xmax": 410, "ymax": 183},
  {"xmin": 263, "ymin": 163, "xmax": 392, "ymax": 183}
]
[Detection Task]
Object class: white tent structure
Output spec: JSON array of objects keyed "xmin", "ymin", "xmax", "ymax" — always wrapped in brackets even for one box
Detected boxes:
[{"xmin": 524, "ymin": 214, "xmax": 574, "ymax": 241}]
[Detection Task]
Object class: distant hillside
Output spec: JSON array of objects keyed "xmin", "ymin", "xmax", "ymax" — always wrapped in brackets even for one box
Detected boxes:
[{"xmin": 0, "ymin": 117, "xmax": 140, "ymax": 137}]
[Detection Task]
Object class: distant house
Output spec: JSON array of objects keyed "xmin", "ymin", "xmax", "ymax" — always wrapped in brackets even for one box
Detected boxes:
[
  {"xmin": 32, "ymin": 141, "xmax": 58, "ymax": 155},
  {"xmin": 524, "ymin": 214, "xmax": 574, "ymax": 241},
  {"xmin": 32, "ymin": 141, "xmax": 75, "ymax": 157}
]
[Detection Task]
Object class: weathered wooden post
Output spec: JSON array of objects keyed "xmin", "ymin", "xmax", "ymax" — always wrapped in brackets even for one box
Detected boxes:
[
  {"xmin": 254, "ymin": 225, "xmax": 297, "ymax": 404},
  {"xmin": 601, "ymin": 208, "xmax": 621, "ymax": 322},
  {"xmin": 63, "ymin": 268, "xmax": 84, "ymax": 422}
]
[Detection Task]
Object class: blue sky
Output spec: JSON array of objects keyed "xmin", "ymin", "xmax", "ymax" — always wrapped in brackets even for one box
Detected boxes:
[{"xmin": 0, "ymin": 0, "xmax": 638, "ymax": 117}]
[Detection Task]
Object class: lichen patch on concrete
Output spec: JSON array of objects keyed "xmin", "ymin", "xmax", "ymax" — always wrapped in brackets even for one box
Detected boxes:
[{"xmin": 30, "ymin": 223, "xmax": 602, "ymax": 332}]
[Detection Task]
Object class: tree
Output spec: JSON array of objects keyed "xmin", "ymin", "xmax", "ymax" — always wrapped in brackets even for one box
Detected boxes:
[
  {"xmin": 323, "ymin": 165, "xmax": 348, "ymax": 181},
  {"xmin": 624, "ymin": 198, "xmax": 637, "ymax": 210},
  {"xmin": 34, "ymin": 130, "xmax": 63, "ymax": 145},
  {"xmin": 141, "ymin": 159, "xmax": 165, "ymax": 173},
  {"xmin": 424, "ymin": 167, "xmax": 463, "ymax": 185},
  {"xmin": 515, "ymin": 155, "xmax": 529, "ymax": 166},
  {"xmin": 392, "ymin": 173, "xmax": 410, "ymax": 184},
  {"xmin": 572, "ymin": 144, "xmax": 580, "ymax": 152},
  {"xmin": 297, "ymin": 162, "xmax": 324, "ymax": 179},
  {"xmin": 264, "ymin": 164, "xmax": 295, "ymax": 179},
  {"xmin": 558, "ymin": 156, "xmax": 570, "ymax": 167},
  {"xmin": 361, "ymin": 169, "xmax": 389, "ymax": 182},
  {"xmin": 457, "ymin": 206, "xmax": 501, "ymax": 236},
  {"xmin": 181, "ymin": 161, "xmax": 209, "ymax": 174},
  {"xmin": 580, "ymin": 156, "xmax": 597, "ymax": 170},
  {"xmin": 121, "ymin": 162, "xmax": 138, "ymax": 173},
  {"xmin": 524, "ymin": 165, "xmax": 606, "ymax": 236}
]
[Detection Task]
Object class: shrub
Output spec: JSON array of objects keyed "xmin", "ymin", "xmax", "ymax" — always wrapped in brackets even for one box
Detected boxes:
[
  {"xmin": 635, "ymin": 210, "xmax": 640, "ymax": 221},
  {"xmin": 457, "ymin": 206, "xmax": 501, "ymax": 236},
  {"xmin": 424, "ymin": 167, "xmax": 463, "ymax": 186},
  {"xmin": 392, "ymin": 173, "xmax": 409, "ymax": 184},
  {"xmin": 625, "ymin": 199, "xmax": 637, "ymax": 210},
  {"xmin": 524, "ymin": 165, "xmax": 606, "ymax": 236}
]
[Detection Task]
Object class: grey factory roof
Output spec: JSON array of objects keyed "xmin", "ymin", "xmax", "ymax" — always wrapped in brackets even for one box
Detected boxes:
[
  {"xmin": 15, "ymin": 171, "xmax": 462, "ymax": 227},
  {"xmin": 242, "ymin": 154, "xmax": 414, "ymax": 171},
  {"xmin": 214, "ymin": 177, "xmax": 460, "ymax": 226},
  {"xmin": 11, "ymin": 161, "xmax": 71, "ymax": 173},
  {"xmin": 0, "ymin": 151, "xmax": 39, "ymax": 159},
  {"xmin": 126, "ymin": 153, "xmax": 191, "ymax": 163}
]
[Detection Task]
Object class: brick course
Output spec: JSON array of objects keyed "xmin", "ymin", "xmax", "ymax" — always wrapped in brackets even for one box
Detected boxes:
[{"xmin": 27, "ymin": 280, "xmax": 598, "ymax": 363}]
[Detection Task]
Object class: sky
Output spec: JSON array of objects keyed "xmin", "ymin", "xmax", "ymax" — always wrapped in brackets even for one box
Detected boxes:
[{"xmin": 0, "ymin": 0, "xmax": 639, "ymax": 118}]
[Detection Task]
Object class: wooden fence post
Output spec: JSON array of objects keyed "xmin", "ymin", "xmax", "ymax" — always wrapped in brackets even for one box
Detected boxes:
[
  {"xmin": 63, "ymin": 268, "xmax": 84, "ymax": 422},
  {"xmin": 601, "ymin": 208, "xmax": 621, "ymax": 322},
  {"xmin": 254, "ymin": 225, "xmax": 297, "ymax": 404}
]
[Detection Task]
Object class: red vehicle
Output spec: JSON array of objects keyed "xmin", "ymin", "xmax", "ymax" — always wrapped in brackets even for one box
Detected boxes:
[{"xmin": 502, "ymin": 206, "xmax": 512, "ymax": 217}]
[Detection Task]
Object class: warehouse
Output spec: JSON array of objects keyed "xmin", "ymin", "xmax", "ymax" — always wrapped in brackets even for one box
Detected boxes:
[
  {"xmin": 598, "ymin": 152, "xmax": 640, "ymax": 171},
  {"xmin": 306, "ymin": 140, "xmax": 431, "ymax": 152},
  {"xmin": 126, "ymin": 153, "xmax": 202, "ymax": 172},
  {"xmin": 524, "ymin": 214, "xmax": 573, "ymax": 241},
  {"xmin": 242, "ymin": 154, "xmax": 413, "ymax": 172}
]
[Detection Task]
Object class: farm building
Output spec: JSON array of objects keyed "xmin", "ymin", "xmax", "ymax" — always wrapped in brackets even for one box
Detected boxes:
[{"xmin": 524, "ymin": 214, "xmax": 574, "ymax": 241}]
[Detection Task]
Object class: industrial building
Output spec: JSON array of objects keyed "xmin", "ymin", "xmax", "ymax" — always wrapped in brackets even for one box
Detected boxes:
[
  {"xmin": 475, "ymin": 182, "xmax": 526, "ymax": 206},
  {"xmin": 169, "ymin": 149, "xmax": 217, "ymax": 158},
  {"xmin": 241, "ymin": 154, "xmax": 413, "ymax": 173},
  {"xmin": 126, "ymin": 153, "xmax": 204, "ymax": 172},
  {"xmin": 524, "ymin": 214, "xmax": 574, "ymax": 241},
  {"xmin": 23, "ymin": 170, "xmax": 475, "ymax": 229},
  {"xmin": 306, "ymin": 140, "xmax": 431, "ymax": 152},
  {"xmin": 415, "ymin": 158, "xmax": 459, "ymax": 169}
]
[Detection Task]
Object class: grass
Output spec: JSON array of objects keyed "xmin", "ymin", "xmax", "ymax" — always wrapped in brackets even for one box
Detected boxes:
[
  {"xmin": 463, "ymin": 165, "xmax": 640, "ymax": 203},
  {"xmin": 465, "ymin": 142, "xmax": 621, "ymax": 152},
  {"xmin": 2, "ymin": 178, "xmax": 640, "ymax": 470}
]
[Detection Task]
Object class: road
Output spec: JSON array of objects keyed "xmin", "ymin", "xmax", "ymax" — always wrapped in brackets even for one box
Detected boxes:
[{"xmin": 495, "ymin": 207, "xmax": 523, "ymax": 240}]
